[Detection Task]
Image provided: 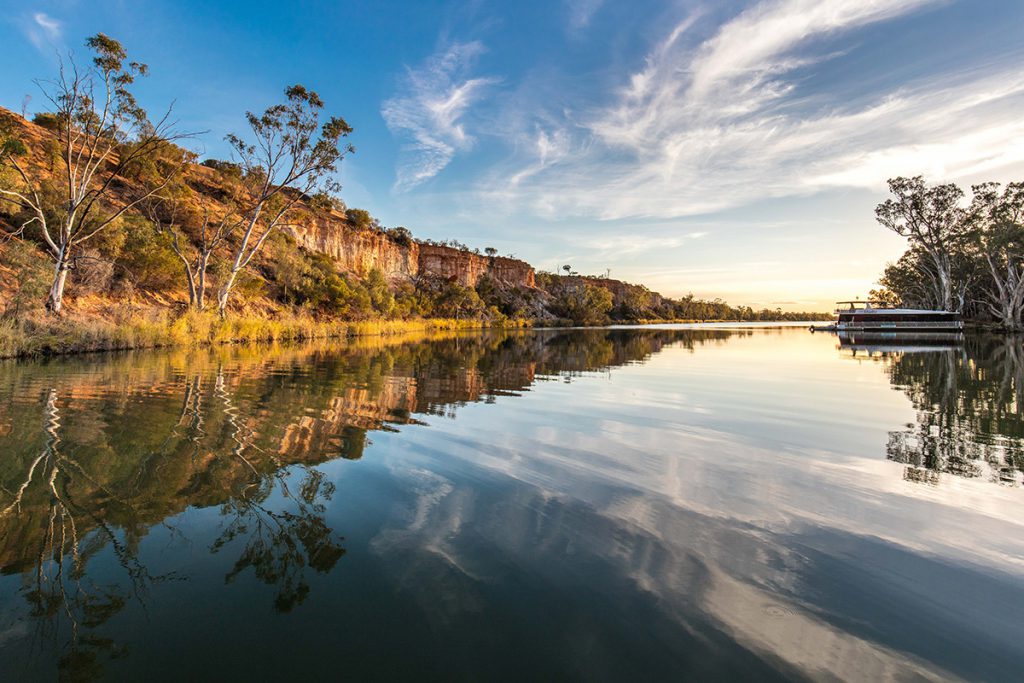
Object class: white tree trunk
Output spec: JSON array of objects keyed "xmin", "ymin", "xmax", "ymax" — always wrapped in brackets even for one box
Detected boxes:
[
  {"xmin": 217, "ymin": 270, "xmax": 238, "ymax": 318},
  {"xmin": 46, "ymin": 249, "xmax": 71, "ymax": 315}
]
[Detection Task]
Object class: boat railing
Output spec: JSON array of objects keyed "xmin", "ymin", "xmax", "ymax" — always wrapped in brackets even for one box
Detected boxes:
[{"xmin": 838, "ymin": 320, "xmax": 962, "ymax": 328}]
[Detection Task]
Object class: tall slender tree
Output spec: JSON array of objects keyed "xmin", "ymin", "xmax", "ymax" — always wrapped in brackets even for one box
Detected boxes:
[
  {"xmin": 0, "ymin": 34, "xmax": 188, "ymax": 314},
  {"xmin": 216, "ymin": 85, "xmax": 354, "ymax": 316}
]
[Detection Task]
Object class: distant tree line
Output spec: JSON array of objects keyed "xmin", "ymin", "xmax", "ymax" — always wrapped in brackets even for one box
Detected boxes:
[{"xmin": 873, "ymin": 176, "xmax": 1024, "ymax": 330}]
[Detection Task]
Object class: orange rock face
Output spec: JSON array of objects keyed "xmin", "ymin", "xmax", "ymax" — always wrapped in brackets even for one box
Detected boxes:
[{"xmin": 288, "ymin": 217, "xmax": 536, "ymax": 289}]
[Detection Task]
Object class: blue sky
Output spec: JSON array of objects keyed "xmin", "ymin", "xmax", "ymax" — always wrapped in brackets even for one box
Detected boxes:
[{"xmin": 3, "ymin": 0, "xmax": 1024, "ymax": 310}]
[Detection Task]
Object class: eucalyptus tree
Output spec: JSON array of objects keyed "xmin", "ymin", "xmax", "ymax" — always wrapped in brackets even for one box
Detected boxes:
[
  {"xmin": 0, "ymin": 34, "xmax": 188, "ymax": 315},
  {"xmin": 969, "ymin": 182, "xmax": 1024, "ymax": 330},
  {"xmin": 215, "ymin": 85, "xmax": 354, "ymax": 316},
  {"xmin": 876, "ymin": 176, "xmax": 974, "ymax": 312},
  {"xmin": 146, "ymin": 194, "xmax": 236, "ymax": 311}
]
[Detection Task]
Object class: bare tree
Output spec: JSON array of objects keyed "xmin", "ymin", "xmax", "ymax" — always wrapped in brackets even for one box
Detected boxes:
[
  {"xmin": 216, "ymin": 85, "xmax": 354, "ymax": 316},
  {"xmin": 0, "ymin": 34, "xmax": 191, "ymax": 315}
]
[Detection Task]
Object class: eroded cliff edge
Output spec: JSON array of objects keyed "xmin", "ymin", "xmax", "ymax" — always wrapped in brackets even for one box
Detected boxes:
[{"xmin": 288, "ymin": 213, "xmax": 535, "ymax": 288}]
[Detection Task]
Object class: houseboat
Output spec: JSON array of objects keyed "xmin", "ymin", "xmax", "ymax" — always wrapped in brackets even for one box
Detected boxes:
[{"xmin": 810, "ymin": 301, "xmax": 964, "ymax": 334}]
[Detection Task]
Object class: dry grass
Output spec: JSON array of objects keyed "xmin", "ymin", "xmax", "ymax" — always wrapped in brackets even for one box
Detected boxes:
[{"xmin": 0, "ymin": 308, "xmax": 528, "ymax": 359}]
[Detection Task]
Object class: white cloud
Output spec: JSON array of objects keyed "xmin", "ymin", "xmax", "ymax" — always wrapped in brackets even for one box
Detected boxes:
[
  {"xmin": 566, "ymin": 0, "xmax": 604, "ymax": 33},
  {"xmin": 382, "ymin": 42, "xmax": 497, "ymax": 191},
  {"xmin": 587, "ymin": 231, "xmax": 708, "ymax": 260},
  {"xmin": 478, "ymin": 0, "xmax": 1024, "ymax": 221},
  {"xmin": 23, "ymin": 12, "xmax": 63, "ymax": 52}
]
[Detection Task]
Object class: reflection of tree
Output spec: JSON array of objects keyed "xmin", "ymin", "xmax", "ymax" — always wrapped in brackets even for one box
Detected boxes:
[
  {"xmin": 211, "ymin": 467, "xmax": 345, "ymax": 613},
  {"xmin": 1, "ymin": 390, "xmax": 171, "ymax": 682},
  {"xmin": 209, "ymin": 373, "xmax": 345, "ymax": 612},
  {"xmin": 885, "ymin": 335, "xmax": 1024, "ymax": 485}
]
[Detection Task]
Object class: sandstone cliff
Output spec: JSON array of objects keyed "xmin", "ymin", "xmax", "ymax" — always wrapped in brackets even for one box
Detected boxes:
[{"xmin": 287, "ymin": 214, "xmax": 535, "ymax": 289}]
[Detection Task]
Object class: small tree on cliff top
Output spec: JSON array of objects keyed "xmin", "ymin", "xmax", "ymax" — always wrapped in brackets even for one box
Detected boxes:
[
  {"xmin": 216, "ymin": 85, "xmax": 354, "ymax": 316},
  {"xmin": 0, "ymin": 33, "xmax": 189, "ymax": 315}
]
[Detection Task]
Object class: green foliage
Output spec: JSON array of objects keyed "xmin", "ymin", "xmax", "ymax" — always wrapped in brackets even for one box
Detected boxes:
[
  {"xmin": 364, "ymin": 268, "xmax": 394, "ymax": 316},
  {"xmin": 876, "ymin": 177, "xmax": 1024, "ymax": 328},
  {"xmin": 309, "ymin": 191, "xmax": 345, "ymax": 213},
  {"xmin": 556, "ymin": 282, "xmax": 612, "ymax": 325},
  {"xmin": 233, "ymin": 270, "xmax": 265, "ymax": 302},
  {"xmin": 0, "ymin": 124, "xmax": 27, "ymax": 158},
  {"xmin": 31, "ymin": 112, "xmax": 63, "ymax": 132},
  {"xmin": 1, "ymin": 240, "xmax": 50, "ymax": 317},
  {"xmin": 345, "ymin": 208, "xmax": 373, "ymax": 231},
  {"xmin": 267, "ymin": 238, "xmax": 395, "ymax": 318},
  {"xmin": 387, "ymin": 226, "xmax": 413, "ymax": 246},
  {"xmin": 113, "ymin": 216, "xmax": 181, "ymax": 289},
  {"xmin": 200, "ymin": 158, "xmax": 243, "ymax": 182}
]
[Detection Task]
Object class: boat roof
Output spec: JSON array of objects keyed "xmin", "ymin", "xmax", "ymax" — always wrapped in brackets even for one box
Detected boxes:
[{"xmin": 836, "ymin": 308, "xmax": 958, "ymax": 315}]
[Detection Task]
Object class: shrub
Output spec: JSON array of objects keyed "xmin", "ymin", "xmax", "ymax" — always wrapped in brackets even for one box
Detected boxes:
[
  {"xmin": 201, "ymin": 158, "xmax": 243, "ymax": 182},
  {"xmin": 345, "ymin": 208, "xmax": 373, "ymax": 231},
  {"xmin": 114, "ymin": 215, "xmax": 181, "ymax": 290},
  {"xmin": 1, "ymin": 240, "xmax": 50, "ymax": 317},
  {"xmin": 31, "ymin": 112, "xmax": 63, "ymax": 131},
  {"xmin": 387, "ymin": 227, "xmax": 413, "ymax": 247}
]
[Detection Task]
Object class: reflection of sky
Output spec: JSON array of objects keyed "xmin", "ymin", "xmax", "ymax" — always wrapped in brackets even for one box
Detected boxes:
[
  {"xmin": 2, "ymin": 328, "xmax": 1023, "ymax": 681},
  {"xmin": 357, "ymin": 329, "xmax": 1024, "ymax": 680}
]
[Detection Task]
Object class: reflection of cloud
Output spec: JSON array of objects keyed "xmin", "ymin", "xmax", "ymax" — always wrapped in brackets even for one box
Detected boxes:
[
  {"xmin": 382, "ymin": 42, "xmax": 497, "ymax": 191},
  {"xmin": 366, "ymin": 330, "xmax": 1024, "ymax": 678},
  {"xmin": 371, "ymin": 444, "xmax": 975, "ymax": 680}
]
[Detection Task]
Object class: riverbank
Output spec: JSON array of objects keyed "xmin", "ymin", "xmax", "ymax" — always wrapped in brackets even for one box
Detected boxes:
[{"xmin": 0, "ymin": 309, "xmax": 527, "ymax": 359}]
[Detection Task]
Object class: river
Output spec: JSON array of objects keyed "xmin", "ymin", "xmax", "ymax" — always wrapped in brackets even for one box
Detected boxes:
[{"xmin": 0, "ymin": 325, "xmax": 1022, "ymax": 681}]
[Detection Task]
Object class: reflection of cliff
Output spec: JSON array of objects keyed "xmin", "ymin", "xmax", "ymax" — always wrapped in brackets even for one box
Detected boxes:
[
  {"xmin": 0, "ymin": 328, "xmax": 732, "ymax": 575},
  {"xmin": 0, "ymin": 327, "xmax": 736, "ymax": 678},
  {"xmin": 882, "ymin": 335, "xmax": 1024, "ymax": 486}
]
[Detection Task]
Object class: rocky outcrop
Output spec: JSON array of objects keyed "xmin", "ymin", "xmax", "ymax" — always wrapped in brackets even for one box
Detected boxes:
[
  {"xmin": 288, "ymin": 214, "xmax": 536, "ymax": 289},
  {"xmin": 288, "ymin": 215, "xmax": 419, "ymax": 281},
  {"xmin": 417, "ymin": 244, "xmax": 536, "ymax": 288}
]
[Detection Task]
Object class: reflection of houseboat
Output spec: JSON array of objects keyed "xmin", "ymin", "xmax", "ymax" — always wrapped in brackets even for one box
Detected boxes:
[
  {"xmin": 811, "ymin": 301, "xmax": 964, "ymax": 334},
  {"xmin": 837, "ymin": 332, "xmax": 964, "ymax": 357}
]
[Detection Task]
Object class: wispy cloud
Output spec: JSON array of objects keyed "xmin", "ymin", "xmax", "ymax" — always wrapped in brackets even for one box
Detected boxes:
[
  {"xmin": 382, "ymin": 41, "xmax": 497, "ymax": 191},
  {"xmin": 587, "ymin": 231, "xmax": 708, "ymax": 260},
  {"xmin": 566, "ymin": 0, "xmax": 604, "ymax": 33},
  {"xmin": 22, "ymin": 12, "xmax": 63, "ymax": 53},
  {"xmin": 479, "ymin": 0, "xmax": 1024, "ymax": 221}
]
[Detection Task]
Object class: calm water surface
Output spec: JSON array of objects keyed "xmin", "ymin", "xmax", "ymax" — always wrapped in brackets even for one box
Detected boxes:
[{"xmin": 0, "ymin": 326, "xmax": 1022, "ymax": 681}]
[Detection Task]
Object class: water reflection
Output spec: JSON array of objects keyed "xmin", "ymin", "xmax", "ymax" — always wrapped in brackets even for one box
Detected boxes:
[
  {"xmin": 839, "ymin": 333, "xmax": 1024, "ymax": 486},
  {"xmin": 0, "ymin": 328, "xmax": 737, "ymax": 680},
  {"xmin": 0, "ymin": 327, "xmax": 1021, "ymax": 681}
]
